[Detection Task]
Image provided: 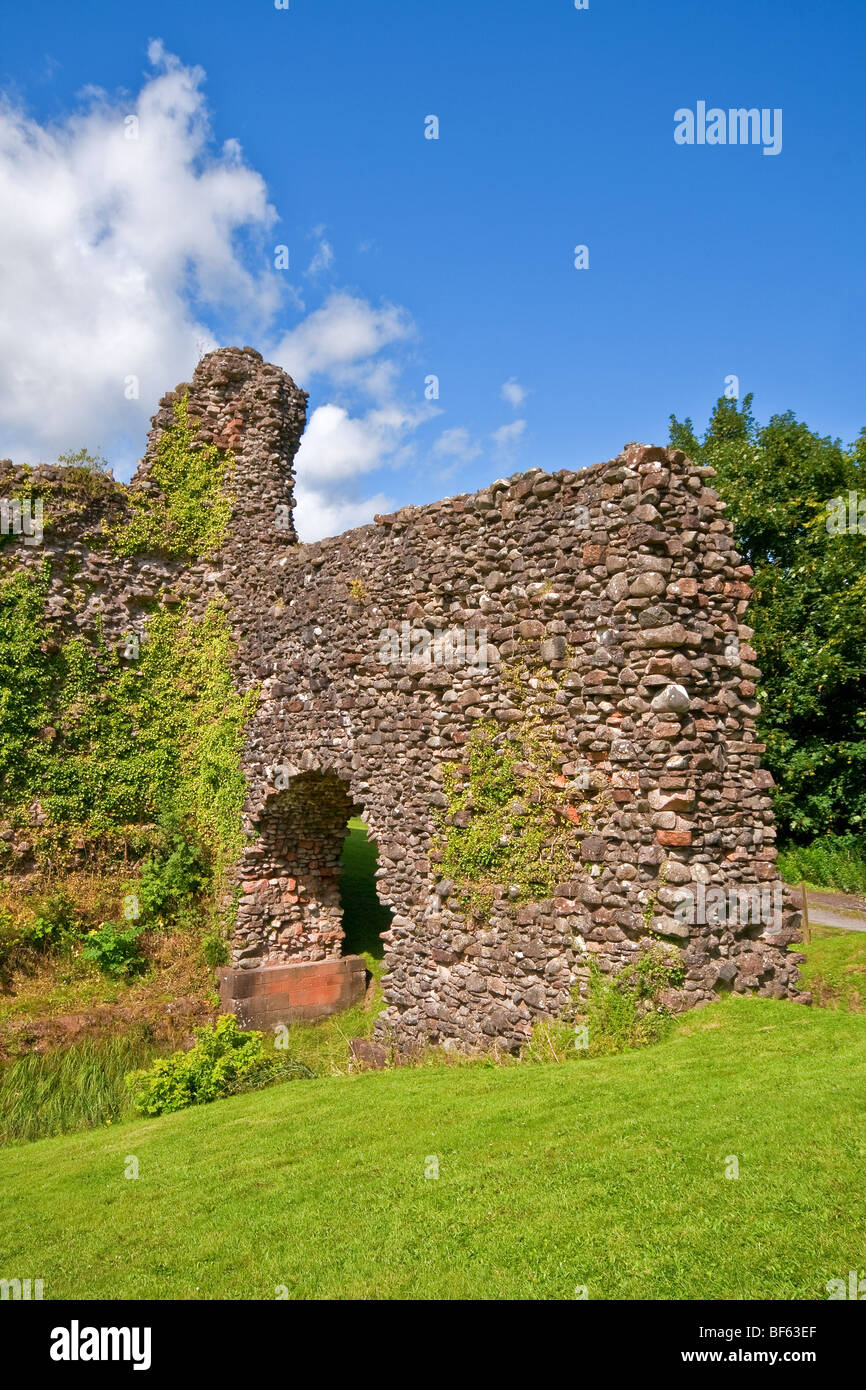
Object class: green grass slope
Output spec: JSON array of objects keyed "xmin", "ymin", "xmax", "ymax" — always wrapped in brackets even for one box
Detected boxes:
[
  {"xmin": 2, "ymin": 995, "xmax": 865, "ymax": 1301},
  {"xmin": 798, "ymin": 924, "xmax": 866, "ymax": 1011}
]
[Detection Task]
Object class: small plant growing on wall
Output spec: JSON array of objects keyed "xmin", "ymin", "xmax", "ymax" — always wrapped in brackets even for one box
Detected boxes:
[
  {"xmin": 434, "ymin": 718, "xmax": 587, "ymax": 910},
  {"xmin": 112, "ymin": 395, "xmax": 234, "ymax": 560},
  {"xmin": 573, "ymin": 945, "xmax": 685, "ymax": 1057}
]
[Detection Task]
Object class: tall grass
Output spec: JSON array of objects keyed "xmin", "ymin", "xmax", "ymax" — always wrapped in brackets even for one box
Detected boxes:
[
  {"xmin": 778, "ymin": 835, "xmax": 866, "ymax": 896},
  {"xmin": 0, "ymin": 1034, "xmax": 164, "ymax": 1146}
]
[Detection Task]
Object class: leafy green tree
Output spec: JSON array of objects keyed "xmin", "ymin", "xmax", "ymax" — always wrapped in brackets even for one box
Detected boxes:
[{"xmin": 669, "ymin": 396, "xmax": 866, "ymax": 842}]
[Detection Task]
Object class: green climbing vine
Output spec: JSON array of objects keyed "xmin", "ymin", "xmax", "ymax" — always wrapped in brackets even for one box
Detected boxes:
[
  {"xmin": 432, "ymin": 633, "xmax": 617, "ymax": 912},
  {"xmin": 0, "ymin": 562, "xmax": 54, "ymax": 785},
  {"xmin": 0, "ymin": 562, "xmax": 254, "ymax": 922},
  {"xmin": 435, "ymin": 717, "xmax": 588, "ymax": 911},
  {"xmin": 112, "ymin": 394, "xmax": 234, "ymax": 559}
]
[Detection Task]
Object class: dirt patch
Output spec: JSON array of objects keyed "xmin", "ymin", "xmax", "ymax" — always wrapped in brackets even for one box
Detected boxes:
[{"xmin": 0, "ymin": 993, "xmax": 216, "ymax": 1060}]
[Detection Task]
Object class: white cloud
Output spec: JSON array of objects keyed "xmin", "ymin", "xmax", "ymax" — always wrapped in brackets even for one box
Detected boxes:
[
  {"xmin": 0, "ymin": 41, "xmax": 284, "ymax": 467},
  {"xmin": 296, "ymin": 401, "xmax": 425, "ymax": 483},
  {"xmin": 0, "ymin": 42, "xmax": 429, "ymax": 542},
  {"xmin": 501, "ymin": 376, "xmax": 527, "ymax": 408},
  {"xmin": 305, "ymin": 229, "xmax": 334, "ymax": 278},
  {"xmin": 293, "ymin": 398, "xmax": 434, "ymax": 540},
  {"xmin": 293, "ymin": 483, "xmax": 394, "ymax": 543},
  {"xmin": 491, "ymin": 419, "xmax": 527, "ymax": 456},
  {"xmin": 432, "ymin": 426, "xmax": 481, "ymax": 463},
  {"xmin": 272, "ymin": 292, "xmax": 413, "ymax": 383}
]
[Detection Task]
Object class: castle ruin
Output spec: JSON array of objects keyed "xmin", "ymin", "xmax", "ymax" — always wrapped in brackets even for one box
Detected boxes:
[{"xmin": 0, "ymin": 348, "xmax": 806, "ymax": 1052}]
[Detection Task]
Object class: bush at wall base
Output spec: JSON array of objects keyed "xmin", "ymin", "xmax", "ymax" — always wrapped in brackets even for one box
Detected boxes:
[{"xmin": 126, "ymin": 1013, "xmax": 315, "ymax": 1116}]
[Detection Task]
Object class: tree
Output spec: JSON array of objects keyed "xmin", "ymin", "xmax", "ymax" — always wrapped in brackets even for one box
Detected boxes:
[{"xmin": 669, "ymin": 396, "xmax": 866, "ymax": 842}]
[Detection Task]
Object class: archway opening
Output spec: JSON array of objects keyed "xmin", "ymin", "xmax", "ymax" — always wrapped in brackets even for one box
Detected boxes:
[
  {"xmin": 339, "ymin": 816, "xmax": 392, "ymax": 962},
  {"xmin": 233, "ymin": 771, "xmax": 394, "ymax": 974}
]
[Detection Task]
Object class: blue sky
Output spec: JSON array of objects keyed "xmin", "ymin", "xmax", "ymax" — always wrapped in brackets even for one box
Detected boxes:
[{"xmin": 1, "ymin": 0, "xmax": 863, "ymax": 538}]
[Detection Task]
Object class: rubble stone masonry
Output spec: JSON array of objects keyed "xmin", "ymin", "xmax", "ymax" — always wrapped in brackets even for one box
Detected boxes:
[{"xmin": 0, "ymin": 347, "xmax": 806, "ymax": 1051}]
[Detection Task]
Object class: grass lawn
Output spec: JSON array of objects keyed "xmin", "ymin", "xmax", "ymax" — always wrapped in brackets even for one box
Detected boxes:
[
  {"xmin": 798, "ymin": 924, "xmax": 866, "ymax": 1012},
  {"xmin": 2, "ymin": 993, "xmax": 865, "ymax": 1301}
]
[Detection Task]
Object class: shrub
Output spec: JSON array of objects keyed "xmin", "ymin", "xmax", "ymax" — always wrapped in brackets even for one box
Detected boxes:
[
  {"xmin": 0, "ymin": 892, "xmax": 83, "ymax": 980},
  {"xmin": 19, "ymin": 890, "xmax": 80, "ymax": 953},
  {"xmin": 55, "ymin": 448, "xmax": 111, "ymax": 490},
  {"xmin": 200, "ymin": 931, "xmax": 229, "ymax": 968},
  {"xmin": 81, "ymin": 920, "xmax": 147, "ymax": 979},
  {"xmin": 137, "ymin": 820, "xmax": 208, "ymax": 928},
  {"xmin": 126, "ymin": 1014, "xmax": 314, "ymax": 1117},
  {"xmin": 777, "ymin": 835, "xmax": 866, "ymax": 897}
]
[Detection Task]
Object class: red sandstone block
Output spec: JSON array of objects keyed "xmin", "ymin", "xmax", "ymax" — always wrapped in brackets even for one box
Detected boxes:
[
  {"xmin": 656, "ymin": 830, "xmax": 692, "ymax": 846},
  {"xmin": 217, "ymin": 957, "xmax": 366, "ymax": 1029}
]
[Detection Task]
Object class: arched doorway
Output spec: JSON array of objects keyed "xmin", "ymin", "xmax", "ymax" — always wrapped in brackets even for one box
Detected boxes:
[
  {"xmin": 231, "ymin": 770, "xmax": 391, "ymax": 969},
  {"xmin": 222, "ymin": 770, "xmax": 394, "ymax": 1029}
]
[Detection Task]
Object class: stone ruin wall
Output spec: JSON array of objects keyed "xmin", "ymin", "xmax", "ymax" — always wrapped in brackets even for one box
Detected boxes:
[{"xmin": 0, "ymin": 347, "xmax": 806, "ymax": 1052}]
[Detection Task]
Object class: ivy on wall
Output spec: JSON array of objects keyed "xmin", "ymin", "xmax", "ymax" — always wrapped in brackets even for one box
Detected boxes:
[
  {"xmin": 435, "ymin": 717, "xmax": 586, "ymax": 911},
  {"xmin": 0, "ymin": 561, "xmax": 254, "ymax": 919},
  {"xmin": 0, "ymin": 562, "xmax": 54, "ymax": 780},
  {"xmin": 112, "ymin": 395, "xmax": 234, "ymax": 559}
]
